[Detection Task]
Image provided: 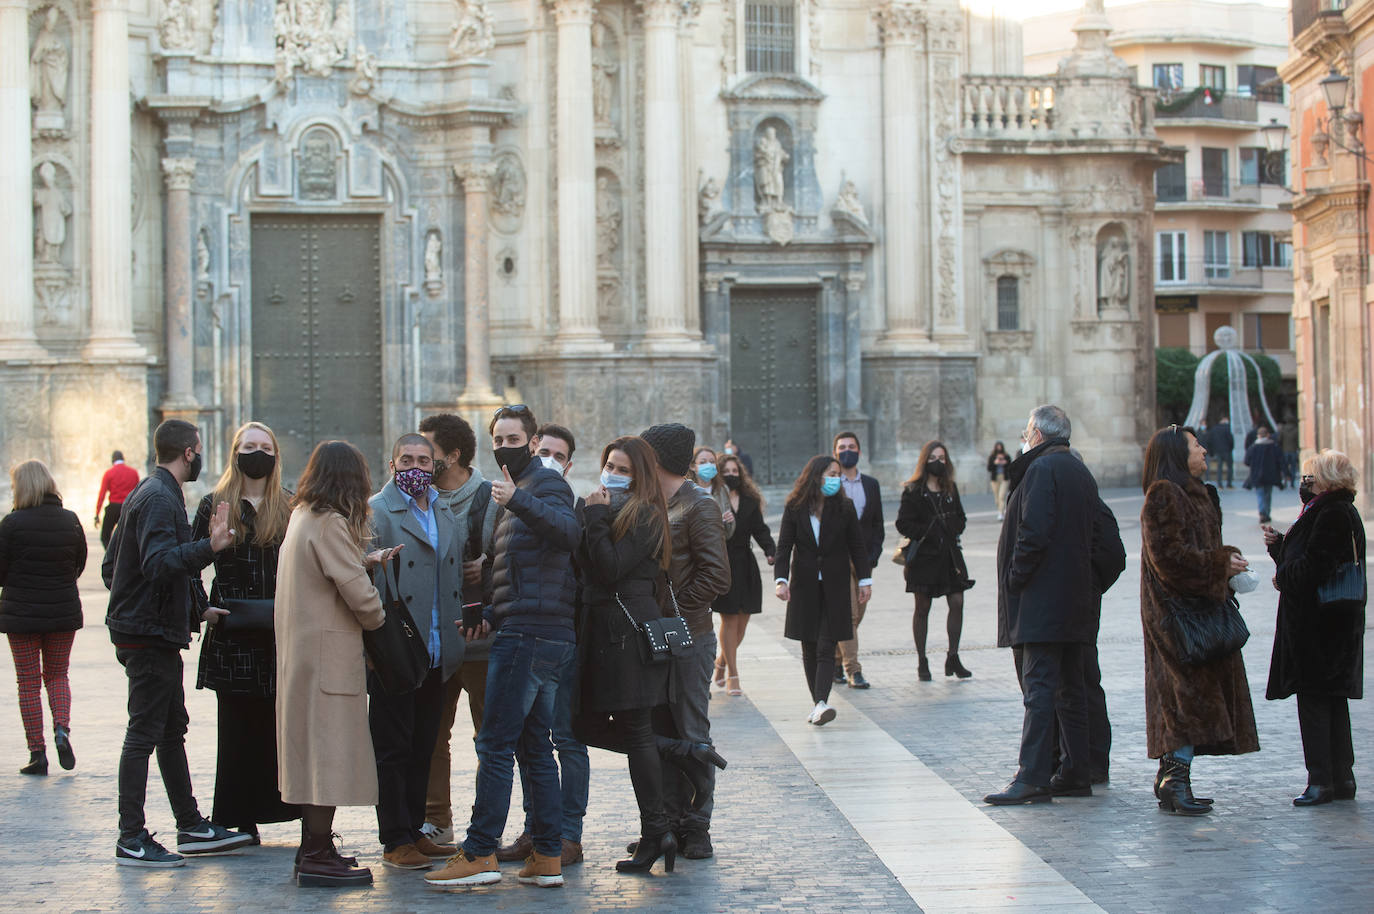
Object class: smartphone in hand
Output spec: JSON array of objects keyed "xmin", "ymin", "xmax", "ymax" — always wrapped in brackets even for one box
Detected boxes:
[{"xmin": 461, "ymin": 602, "xmax": 484, "ymax": 633}]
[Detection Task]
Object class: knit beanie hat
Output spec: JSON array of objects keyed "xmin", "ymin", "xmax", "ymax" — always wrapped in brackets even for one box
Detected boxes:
[{"xmin": 640, "ymin": 423, "xmax": 695, "ymax": 476}]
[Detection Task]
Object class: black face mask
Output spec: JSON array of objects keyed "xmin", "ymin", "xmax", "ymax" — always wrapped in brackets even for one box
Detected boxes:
[
  {"xmin": 722, "ymin": 475, "xmax": 741, "ymax": 491},
  {"xmin": 926, "ymin": 460, "xmax": 947, "ymax": 477},
  {"xmin": 186, "ymin": 452, "xmax": 203, "ymax": 483},
  {"xmin": 494, "ymin": 445, "xmax": 533, "ymax": 478},
  {"xmin": 1299, "ymin": 484, "xmax": 1316, "ymax": 504},
  {"xmin": 236, "ymin": 450, "xmax": 276, "ymax": 480}
]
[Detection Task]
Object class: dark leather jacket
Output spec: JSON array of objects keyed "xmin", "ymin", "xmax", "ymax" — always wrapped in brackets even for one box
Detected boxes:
[{"xmin": 666, "ymin": 481, "xmax": 731, "ymax": 635}]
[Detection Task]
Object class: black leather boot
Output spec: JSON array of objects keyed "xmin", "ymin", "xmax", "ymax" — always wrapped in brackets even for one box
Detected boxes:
[
  {"xmin": 1157, "ymin": 758, "xmax": 1210, "ymax": 816},
  {"xmin": 917, "ymin": 656, "xmax": 932, "ymax": 681},
  {"xmin": 1154, "ymin": 758, "xmax": 1212, "ymax": 805},
  {"xmin": 616, "ymin": 832, "xmax": 676, "ymax": 873},
  {"xmin": 19, "ymin": 750, "xmax": 47, "ymax": 775},
  {"xmin": 656, "ymin": 737, "xmax": 726, "ymax": 811},
  {"xmin": 945, "ymin": 653, "xmax": 972, "ymax": 678}
]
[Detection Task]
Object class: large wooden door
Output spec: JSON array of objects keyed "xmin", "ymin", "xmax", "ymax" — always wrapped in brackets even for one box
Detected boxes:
[
  {"xmin": 729, "ymin": 289, "xmax": 820, "ymax": 486},
  {"xmin": 250, "ymin": 215, "xmax": 384, "ymax": 482}
]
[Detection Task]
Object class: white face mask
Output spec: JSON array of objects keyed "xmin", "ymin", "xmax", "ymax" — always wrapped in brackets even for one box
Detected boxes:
[
  {"xmin": 539, "ymin": 455, "xmax": 566, "ymax": 474},
  {"xmin": 1020, "ymin": 437, "xmax": 1033, "ymax": 454}
]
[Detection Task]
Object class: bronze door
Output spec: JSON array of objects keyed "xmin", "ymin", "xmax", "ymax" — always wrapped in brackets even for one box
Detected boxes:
[
  {"xmin": 729, "ymin": 289, "xmax": 820, "ymax": 486},
  {"xmin": 250, "ymin": 215, "xmax": 384, "ymax": 483}
]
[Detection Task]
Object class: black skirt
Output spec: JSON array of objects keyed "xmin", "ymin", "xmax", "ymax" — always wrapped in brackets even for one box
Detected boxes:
[
  {"xmin": 904, "ymin": 544, "xmax": 971, "ymax": 598},
  {"xmin": 210, "ymin": 693, "xmax": 300, "ymax": 828},
  {"xmin": 714, "ymin": 544, "xmax": 764, "ymax": 615}
]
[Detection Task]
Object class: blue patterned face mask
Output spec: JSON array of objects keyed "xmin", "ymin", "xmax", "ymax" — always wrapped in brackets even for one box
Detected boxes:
[
  {"xmin": 821, "ymin": 476, "xmax": 842, "ymax": 497},
  {"xmin": 394, "ymin": 466, "xmax": 433, "ymax": 499}
]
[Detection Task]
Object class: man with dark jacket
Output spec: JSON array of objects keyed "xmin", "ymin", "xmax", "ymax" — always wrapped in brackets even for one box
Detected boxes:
[
  {"xmin": 643, "ymin": 423, "xmax": 731, "ymax": 860},
  {"xmin": 426, "ymin": 405, "xmax": 580, "ymax": 889},
  {"xmin": 986, "ymin": 405, "xmax": 1101, "ymax": 805},
  {"xmin": 832, "ymin": 431, "xmax": 884, "ymax": 689},
  {"xmin": 1244, "ymin": 425, "xmax": 1284, "ymax": 524},
  {"xmin": 102, "ymin": 419, "xmax": 255, "ymax": 867},
  {"xmin": 1209, "ymin": 417, "xmax": 1235, "ymax": 488}
]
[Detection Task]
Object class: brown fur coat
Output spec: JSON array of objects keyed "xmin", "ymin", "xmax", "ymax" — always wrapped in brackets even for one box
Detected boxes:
[{"xmin": 1140, "ymin": 479, "xmax": 1260, "ymax": 758}]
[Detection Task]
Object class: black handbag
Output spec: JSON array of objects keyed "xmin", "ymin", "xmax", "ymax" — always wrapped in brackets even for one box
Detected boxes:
[
  {"xmin": 1163, "ymin": 593, "xmax": 1250, "ymax": 665},
  {"xmin": 361, "ymin": 558, "xmax": 431, "ymax": 695},
  {"xmin": 1317, "ymin": 528, "xmax": 1366, "ymax": 607},
  {"xmin": 217, "ymin": 597, "xmax": 275, "ymax": 634},
  {"xmin": 618, "ymin": 582, "xmax": 693, "ymax": 665}
]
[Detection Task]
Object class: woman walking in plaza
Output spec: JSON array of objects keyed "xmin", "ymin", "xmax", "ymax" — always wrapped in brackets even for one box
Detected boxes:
[
  {"xmin": 987, "ymin": 441, "xmax": 1012, "ymax": 521},
  {"xmin": 192, "ymin": 421, "xmax": 299, "ymax": 838},
  {"xmin": 1264, "ymin": 449, "xmax": 1366, "ymax": 806},
  {"xmin": 692, "ymin": 446, "xmax": 737, "ymax": 546},
  {"xmin": 276, "ymin": 441, "xmax": 397, "ymax": 887},
  {"xmin": 897, "ymin": 441, "xmax": 973, "ymax": 681},
  {"xmin": 712, "ymin": 454, "xmax": 775, "ymax": 696},
  {"xmin": 773, "ymin": 456, "xmax": 872, "ymax": 725},
  {"xmin": 1139, "ymin": 425, "xmax": 1258, "ymax": 816},
  {"xmin": 0, "ymin": 460, "xmax": 86, "ymax": 775}
]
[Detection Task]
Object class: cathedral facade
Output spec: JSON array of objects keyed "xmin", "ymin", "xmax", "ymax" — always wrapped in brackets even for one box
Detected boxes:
[{"xmin": 1, "ymin": 0, "xmax": 1167, "ymax": 503}]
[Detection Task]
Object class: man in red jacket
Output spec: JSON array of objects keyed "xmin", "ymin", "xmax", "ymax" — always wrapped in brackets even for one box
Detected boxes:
[{"xmin": 96, "ymin": 451, "xmax": 139, "ymax": 549}]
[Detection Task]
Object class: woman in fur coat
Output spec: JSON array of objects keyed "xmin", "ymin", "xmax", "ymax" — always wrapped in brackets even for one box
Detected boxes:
[{"xmin": 1139, "ymin": 426, "xmax": 1259, "ymax": 816}]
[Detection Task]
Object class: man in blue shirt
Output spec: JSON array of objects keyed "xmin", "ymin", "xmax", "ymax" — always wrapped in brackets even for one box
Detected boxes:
[{"xmin": 368, "ymin": 434, "xmax": 466, "ymax": 870}]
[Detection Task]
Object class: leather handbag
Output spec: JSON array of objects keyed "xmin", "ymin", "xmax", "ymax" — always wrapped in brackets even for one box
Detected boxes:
[
  {"xmin": 1317, "ymin": 531, "xmax": 1366, "ymax": 607},
  {"xmin": 362, "ymin": 558, "xmax": 431, "ymax": 695},
  {"xmin": 890, "ymin": 536, "xmax": 911, "ymax": 566},
  {"xmin": 618, "ymin": 581, "xmax": 693, "ymax": 665},
  {"xmin": 218, "ymin": 597, "xmax": 275, "ymax": 634},
  {"xmin": 1163, "ymin": 593, "xmax": 1250, "ymax": 665}
]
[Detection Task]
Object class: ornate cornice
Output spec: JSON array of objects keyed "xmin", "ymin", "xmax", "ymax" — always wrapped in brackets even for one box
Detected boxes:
[{"xmin": 872, "ymin": 2, "xmax": 925, "ymax": 46}]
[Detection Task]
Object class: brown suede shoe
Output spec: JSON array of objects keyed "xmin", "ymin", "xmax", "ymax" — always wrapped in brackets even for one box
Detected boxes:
[
  {"xmin": 517, "ymin": 850, "xmax": 564, "ymax": 887},
  {"xmin": 382, "ymin": 843, "xmax": 433, "ymax": 870},
  {"xmin": 425, "ymin": 849, "xmax": 501, "ymax": 887},
  {"xmin": 494, "ymin": 831, "xmax": 533, "ymax": 863},
  {"xmin": 415, "ymin": 835, "xmax": 457, "ymax": 857},
  {"xmin": 560, "ymin": 839, "xmax": 583, "ymax": 866}
]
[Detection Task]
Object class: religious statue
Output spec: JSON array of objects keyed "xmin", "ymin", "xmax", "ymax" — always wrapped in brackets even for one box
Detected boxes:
[
  {"xmin": 698, "ymin": 174, "xmax": 721, "ymax": 225},
  {"xmin": 32, "ymin": 162, "xmax": 71, "ymax": 264},
  {"xmin": 753, "ymin": 126, "xmax": 789, "ymax": 210},
  {"xmin": 834, "ymin": 178, "xmax": 867, "ymax": 223},
  {"xmin": 424, "ymin": 232, "xmax": 443, "ymax": 288},
  {"xmin": 159, "ymin": 0, "xmax": 198, "ymax": 52},
  {"xmin": 349, "ymin": 43, "xmax": 377, "ymax": 96},
  {"xmin": 595, "ymin": 176, "xmax": 621, "ymax": 267},
  {"xmin": 492, "ymin": 154, "xmax": 526, "ymax": 220},
  {"xmin": 450, "ymin": 0, "xmax": 495, "ymax": 59},
  {"xmin": 275, "ymin": 0, "xmax": 350, "ymax": 82},
  {"xmin": 196, "ymin": 230, "xmax": 211, "ymax": 282},
  {"xmin": 29, "ymin": 8, "xmax": 68, "ymax": 131},
  {"xmin": 591, "ymin": 22, "xmax": 617, "ymax": 126},
  {"xmin": 1097, "ymin": 236, "xmax": 1130, "ymax": 312}
]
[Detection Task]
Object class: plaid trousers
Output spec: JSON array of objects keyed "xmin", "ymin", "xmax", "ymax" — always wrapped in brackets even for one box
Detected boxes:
[{"xmin": 7, "ymin": 632, "xmax": 75, "ymax": 752}]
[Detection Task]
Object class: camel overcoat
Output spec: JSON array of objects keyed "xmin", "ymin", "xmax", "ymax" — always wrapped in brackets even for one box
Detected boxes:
[
  {"xmin": 275, "ymin": 506, "xmax": 385, "ymax": 806},
  {"xmin": 1140, "ymin": 478, "xmax": 1259, "ymax": 759}
]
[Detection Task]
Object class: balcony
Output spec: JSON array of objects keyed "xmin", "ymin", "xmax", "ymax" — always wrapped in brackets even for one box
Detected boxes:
[
  {"xmin": 962, "ymin": 76, "xmax": 1057, "ymax": 137},
  {"xmin": 1154, "ymin": 88, "xmax": 1258, "ymax": 125},
  {"xmin": 1293, "ymin": 0, "xmax": 1349, "ymax": 39},
  {"xmin": 1155, "ymin": 259, "xmax": 1290, "ymax": 294},
  {"xmin": 1154, "ymin": 177, "xmax": 1280, "ymax": 210}
]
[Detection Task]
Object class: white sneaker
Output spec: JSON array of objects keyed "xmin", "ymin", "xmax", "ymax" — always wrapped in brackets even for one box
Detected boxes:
[
  {"xmin": 997, "ymin": 512, "xmax": 1005, "ymax": 521},
  {"xmin": 811, "ymin": 701, "xmax": 836, "ymax": 726},
  {"xmin": 420, "ymin": 821, "xmax": 455, "ymax": 846}
]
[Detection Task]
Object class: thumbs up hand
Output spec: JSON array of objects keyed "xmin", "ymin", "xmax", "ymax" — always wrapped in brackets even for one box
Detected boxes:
[{"xmin": 491, "ymin": 464, "xmax": 517, "ymax": 506}]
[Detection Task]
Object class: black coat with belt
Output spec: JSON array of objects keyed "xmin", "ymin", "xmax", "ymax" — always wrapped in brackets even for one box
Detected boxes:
[
  {"xmin": 774, "ymin": 494, "xmax": 872, "ymax": 643},
  {"xmin": 575, "ymin": 501, "xmax": 671, "ymax": 713},
  {"xmin": 0, "ymin": 494, "xmax": 86, "ymax": 634},
  {"xmin": 1266, "ymin": 489, "xmax": 1366, "ymax": 700}
]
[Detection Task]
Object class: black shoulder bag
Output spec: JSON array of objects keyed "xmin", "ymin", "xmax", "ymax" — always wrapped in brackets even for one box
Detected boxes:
[
  {"xmin": 1317, "ymin": 522, "xmax": 1366, "ymax": 607},
  {"xmin": 362, "ymin": 558, "xmax": 431, "ymax": 694},
  {"xmin": 618, "ymin": 580, "xmax": 693, "ymax": 665},
  {"xmin": 1163, "ymin": 593, "xmax": 1250, "ymax": 665}
]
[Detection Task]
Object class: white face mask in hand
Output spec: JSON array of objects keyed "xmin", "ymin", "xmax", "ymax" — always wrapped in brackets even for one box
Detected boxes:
[{"xmin": 1229, "ymin": 569, "xmax": 1259, "ymax": 594}]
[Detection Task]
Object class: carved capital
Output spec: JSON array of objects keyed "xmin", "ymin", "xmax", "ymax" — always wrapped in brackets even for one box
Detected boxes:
[
  {"xmin": 872, "ymin": 2, "xmax": 925, "ymax": 45},
  {"xmin": 638, "ymin": 0, "xmax": 681, "ymax": 27},
  {"xmin": 161, "ymin": 157, "xmax": 196, "ymax": 191},
  {"xmin": 455, "ymin": 161, "xmax": 499, "ymax": 192},
  {"xmin": 549, "ymin": 0, "xmax": 595, "ymax": 27}
]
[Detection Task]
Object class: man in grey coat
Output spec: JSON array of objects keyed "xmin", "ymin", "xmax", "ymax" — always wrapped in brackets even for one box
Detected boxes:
[{"xmin": 368, "ymin": 433, "xmax": 466, "ymax": 868}]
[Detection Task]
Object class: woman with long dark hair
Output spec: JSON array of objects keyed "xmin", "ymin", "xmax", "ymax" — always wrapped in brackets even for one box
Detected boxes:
[
  {"xmin": 896, "ymin": 441, "xmax": 972, "ymax": 681},
  {"xmin": 1139, "ymin": 426, "xmax": 1257, "ymax": 815},
  {"xmin": 987, "ymin": 441, "xmax": 1012, "ymax": 521},
  {"xmin": 773, "ymin": 456, "xmax": 872, "ymax": 725},
  {"xmin": 192, "ymin": 421, "xmax": 299, "ymax": 838},
  {"xmin": 276, "ymin": 441, "xmax": 399, "ymax": 886},
  {"xmin": 574, "ymin": 436, "xmax": 724, "ymax": 873},
  {"xmin": 712, "ymin": 454, "xmax": 774, "ymax": 696}
]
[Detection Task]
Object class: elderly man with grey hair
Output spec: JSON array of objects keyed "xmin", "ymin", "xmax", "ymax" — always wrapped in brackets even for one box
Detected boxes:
[{"xmin": 986, "ymin": 405, "xmax": 1103, "ymax": 805}]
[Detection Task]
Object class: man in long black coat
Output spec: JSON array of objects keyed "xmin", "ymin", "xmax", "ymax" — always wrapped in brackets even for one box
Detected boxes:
[{"xmin": 987, "ymin": 405, "xmax": 1102, "ymax": 805}]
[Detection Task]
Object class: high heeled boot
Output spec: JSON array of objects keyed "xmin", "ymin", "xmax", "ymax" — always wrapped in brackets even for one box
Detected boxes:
[
  {"xmin": 945, "ymin": 653, "xmax": 972, "ymax": 678},
  {"xmin": 1153, "ymin": 758, "xmax": 1213, "ymax": 806},
  {"xmin": 1156, "ymin": 758, "xmax": 1211, "ymax": 816},
  {"xmin": 656, "ymin": 737, "xmax": 727, "ymax": 811},
  {"xmin": 616, "ymin": 832, "xmax": 677, "ymax": 873},
  {"xmin": 296, "ymin": 828, "xmax": 372, "ymax": 887}
]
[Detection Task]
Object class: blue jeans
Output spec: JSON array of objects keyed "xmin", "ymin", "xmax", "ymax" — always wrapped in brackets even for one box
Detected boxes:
[
  {"xmin": 1256, "ymin": 485, "xmax": 1273, "ymax": 519},
  {"xmin": 516, "ymin": 650, "xmax": 587, "ymax": 842},
  {"xmin": 461, "ymin": 631, "xmax": 574, "ymax": 858},
  {"xmin": 1167, "ymin": 744, "xmax": 1195, "ymax": 763}
]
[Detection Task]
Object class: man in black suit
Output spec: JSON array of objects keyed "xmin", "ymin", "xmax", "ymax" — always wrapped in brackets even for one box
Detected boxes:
[
  {"xmin": 832, "ymin": 432, "xmax": 885, "ymax": 689},
  {"xmin": 1210, "ymin": 417, "xmax": 1235, "ymax": 488}
]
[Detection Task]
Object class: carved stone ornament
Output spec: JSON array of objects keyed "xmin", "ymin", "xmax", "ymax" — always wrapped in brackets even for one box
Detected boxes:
[
  {"xmin": 349, "ymin": 43, "xmax": 377, "ymax": 96},
  {"xmin": 159, "ymin": 0, "xmax": 199, "ymax": 52},
  {"xmin": 196, "ymin": 229, "xmax": 211, "ymax": 282},
  {"xmin": 29, "ymin": 6, "xmax": 69, "ymax": 134},
  {"xmin": 275, "ymin": 0, "xmax": 351, "ymax": 82},
  {"xmin": 32, "ymin": 161, "xmax": 71, "ymax": 265},
  {"xmin": 161, "ymin": 156, "xmax": 196, "ymax": 192},
  {"xmin": 298, "ymin": 130, "xmax": 338, "ymax": 200},
  {"xmin": 754, "ymin": 126, "xmax": 789, "ymax": 210},
  {"xmin": 833, "ymin": 178, "xmax": 866, "ymax": 224},
  {"xmin": 591, "ymin": 20, "xmax": 618, "ymax": 127},
  {"xmin": 424, "ymin": 230, "xmax": 443, "ymax": 295},
  {"xmin": 450, "ymin": 0, "xmax": 495, "ymax": 59},
  {"xmin": 489, "ymin": 153, "xmax": 526, "ymax": 233},
  {"xmin": 1097, "ymin": 235, "xmax": 1130, "ymax": 313},
  {"xmin": 872, "ymin": 1, "xmax": 925, "ymax": 45}
]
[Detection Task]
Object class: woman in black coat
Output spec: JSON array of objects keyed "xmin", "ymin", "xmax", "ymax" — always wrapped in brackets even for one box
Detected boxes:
[
  {"xmin": 1263, "ymin": 449, "xmax": 1367, "ymax": 806},
  {"xmin": 711, "ymin": 454, "xmax": 775, "ymax": 697},
  {"xmin": 896, "ymin": 441, "xmax": 972, "ymax": 681},
  {"xmin": 0, "ymin": 460, "xmax": 86, "ymax": 775},
  {"xmin": 574, "ymin": 436, "xmax": 723, "ymax": 874},
  {"xmin": 773, "ymin": 455, "xmax": 872, "ymax": 726}
]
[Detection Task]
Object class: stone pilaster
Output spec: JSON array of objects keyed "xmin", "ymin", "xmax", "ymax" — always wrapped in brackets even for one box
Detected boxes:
[
  {"xmin": 455, "ymin": 161, "xmax": 503, "ymax": 425},
  {"xmin": 0, "ymin": 0, "xmax": 42, "ymax": 358},
  {"xmin": 640, "ymin": 0, "xmax": 690, "ymax": 346},
  {"xmin": 159, "ymin": 157, "xmax": 198, "ymax": 417},
  {"xmin": 87, "ymin": 0, "xmax": 145, "ymax": 359},
  {"xmin": 550, "ymin": 0, "xmax": 608, "ymax": 351}
]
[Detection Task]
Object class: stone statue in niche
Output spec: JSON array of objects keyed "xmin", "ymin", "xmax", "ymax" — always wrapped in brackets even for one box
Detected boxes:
[
  {"xmin": 424, "ymin": 231, "xmax": 443, "ymax": 295},
  {"xmin": 450, "ymin": 0, "xmax": 495, "ymax": 59},
  {"xmin": 491, "ymin": 153, "xmax": 526, "ymax": 232},
  {"xmin": 29, "ymin": 8, "xmax": 68, "ymax": 133},
  {"xmin": 298, "ymin": 133, "xmax": 337, "ymax": 200},
  {"xmin": 159, "ymin": 0, "xmax": 199, "ymax": 52},
  {"xmin": 753, "ymin": 126, "xmax": 788, "ymax": 210},
  {"xmin": 275, "ymin": 0, "xmax": 350, "ymax": 82},
  {"xmin": 32, "ymin": 162, "xmax": 70, "ymax": 265},
  {"xmin": 833, "ymin": 177, "xmax": 867, "ymax": 224},
  {"xmin": 1097, "ymin": 236, "xmax": 1130, "ymax": 313},
  {"xmin": 595, "ymin": 175, "xmax": 621, "ymax": 267},
  {"xmin": 698, "ymin": 173, "xmax": 720, "ymax": 224},
  {"xmin": 591, "ymin": 22, "xmax": 617, "ymax": 127},
  {"xmin": 196, "ymin": 229, "xmax": 211, "ymax": 282},
  {"xmin": 349, "ymin": 43, "xmax": 377, "ymax": 96}
]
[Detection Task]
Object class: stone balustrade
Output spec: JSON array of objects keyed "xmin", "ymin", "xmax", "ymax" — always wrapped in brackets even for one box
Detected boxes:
[{"xmin": 963, "ymin": 76, "xmax": 1057, "ymax": 137}]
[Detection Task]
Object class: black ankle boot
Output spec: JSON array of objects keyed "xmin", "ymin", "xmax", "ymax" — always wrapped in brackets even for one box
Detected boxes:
[
  {"xmin": 19, "ymin": 750, "xmax": 47, "ymax": 775},
  {"xmin": 917, "ymin": 656, "xmax": 932, "ymax": 681},
  {"xmin": 657, "ymin": 737, "xmax": 720, "ymax": 811},
  {"xmin": 1154, "ymin": 758, "xmax": 1213, "ymax": 805},
  {"xmin": 945, "ymin": 653, "xmax": 972, "ymax": 678},
  {"xmin": 53, "ymin": 725, "xmax": 75, "ymax": 770},
  {"xmin": 1157, "ymin": 758, "xmax": 1210, "ymax": 816},
  {"xmin": 616, "ymin": 832, "xmax": 676, "ymax": 873}
]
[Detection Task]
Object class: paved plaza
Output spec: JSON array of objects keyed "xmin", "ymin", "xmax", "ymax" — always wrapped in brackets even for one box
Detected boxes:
[{"xmin": 1, "ymin": 485, "xmax": 1370, "ymax": 912}]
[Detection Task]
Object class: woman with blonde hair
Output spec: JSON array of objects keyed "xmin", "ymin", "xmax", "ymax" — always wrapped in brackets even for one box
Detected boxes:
[
  {"xmin": 1264, "ymin": 449, "xmax": 1366, "ymax": 805},
  {"xmin": 191, "ymin": 421, "xmax": 298, "ymax": 838},
  {"xmin": 711, "ymin": 454, "xmax": 774, "ymax": 696},
  {"xmin": 0, "ymin": 460, "xmax": 86, "ymax": 775}
]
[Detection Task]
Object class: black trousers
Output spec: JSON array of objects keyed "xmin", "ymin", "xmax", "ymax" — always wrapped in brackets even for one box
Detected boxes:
[
  {"xmin": 1015, "ymin": 642, "xmax": 1090, "ymax": 787},
  {"xmin": 116, "ymin": 646, "xmax": 201, "ymax": 840},
  {"xmin": 577, "ymin": 706, "xmax": 668, "ymax": 836},
  {"xmin": 101, "ymin": 502, "xmax": 122, "ymax": 549},
  {"xmin": 801, "ymin": 637, "xmax": 838, "ymax": 704},
  {"xmin": 368, "ymin": 667, "xmax": 445, "ymax": 850},
  {"xmin": 1012, "ymin": 644, "xmax": 1109, "ymax": 780},
  {"xmin": 1297, "ymin": 692, "xmax": 1355, "ymax": 786}
]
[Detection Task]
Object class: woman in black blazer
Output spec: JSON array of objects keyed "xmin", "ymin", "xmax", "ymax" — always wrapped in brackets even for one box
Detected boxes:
[
  {"xmin": 711, "ymin": 454, "xmax": 775, "ymax": 697},
  {"xmin": 773, "ymin": 456, "xmax": 872, "ymax": 726}
]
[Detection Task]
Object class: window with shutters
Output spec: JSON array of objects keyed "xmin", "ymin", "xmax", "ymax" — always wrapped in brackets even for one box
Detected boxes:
[
  {"xmin": 745, "ymin": 0, "xmax": 795, "ymax": 73},
  {"xmin": 996, "ymin": 276, "xmax": 1019, "ymax": 330}
]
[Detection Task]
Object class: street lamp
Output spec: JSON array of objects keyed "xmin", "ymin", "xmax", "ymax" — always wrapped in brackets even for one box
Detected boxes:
[
  {"xmin": 1321, "ymin": 69, "xmax": 1350, "ymax": 115},
  {"xmin": 1262, "ymin": 117, "xmax": 1288, "ymax": 153}
]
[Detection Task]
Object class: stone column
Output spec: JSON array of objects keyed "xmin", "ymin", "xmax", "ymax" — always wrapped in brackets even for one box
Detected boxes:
[
  {"xmin": 159, "ymin": 157, "xmax": 198, "ymax": 417},
  {"xmin": 873, "ymin": 2, "xmax": 928, "ymax": 345},
  {"xmin": 641, "ymin": 0, "xmax": 690, "ymax": 345},
  {"xmin": 88, "ymin": 0, "xmax": 145, "ymax": 359},
  {"xmin": 455, "ymin": 161, "xmax": 503, "ymax": 418},
  {"xmin": 0, "ymin": 0, "xmax": 41, "ymax": 358},
  {"xmin": 550, "ymin": 0, "xmax": 607, "ymax": 351}
]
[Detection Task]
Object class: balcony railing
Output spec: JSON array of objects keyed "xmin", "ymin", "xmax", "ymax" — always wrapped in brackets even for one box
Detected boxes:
[
  {"xmin": 1156, "ymin": 259, "xmax": 1277, "ymax": 290},
  {"xmin": 1154, "ymin": 88, "xmax": 1258, "ymax": 122},
  {"xmin": 1154, "ymin": 177, "xmax": 1275, "ymax": 204},
  {"xmin": 963, "ymin": 76, "xmax": 1057, "ymax": 136},
  {"xmin": 1293, "ymin": 0, "xmax": 1349, "ymax": 39}
]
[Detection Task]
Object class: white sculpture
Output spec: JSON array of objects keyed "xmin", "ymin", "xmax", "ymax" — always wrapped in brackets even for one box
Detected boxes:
[
  {"xmin": 32, "ymin": 162, "xmax": 70, "ymax": 264},
  {"xmin": 591, "ymin": 22, "xmax": 617, "ymax": 126},
  {"xmin": 698, "ymin": 174, "xmax": 721, "ymax": 225},
  {"xmin": 159, "ymin": 0, "xmax": 199, "ymax": 51},
  {"xmin": 196, "ymin": 230, "xmax": 211, "ymax": 282},
  {"xmin": 349, "ymin": 43, "xmax": 377, "ymax": 95},
  {"xmin": 1097, "ymin": 236, "xmax": 1130, "ymax": 312},
  {"xmin": 834, "ymin": 178, "xmax": 867, "ymax": 223},
  {"xmin": 275, "ymin": 0, "xmax": 350, "ymax": 82},
  {"xmin": 450, "ymin": 0, "xmax": 495, "ymax": 59},
  {"xmin": 1183, "ymin": 326, "xmax": 1280, "ymax": 466},
  {"xmin": 595, "ymin": 176, "xmax": 621, "ymax": 266},
  {"xmin": 29, "ymin": 8, "xmax": 68, "ymax": 129},
  {"xmin": 424, "ymin": 232, "xmax": 443, "ymax": 286},
  {"xmin": 753, "ymin": 126, "xmax": 788, "ymax": 209}
]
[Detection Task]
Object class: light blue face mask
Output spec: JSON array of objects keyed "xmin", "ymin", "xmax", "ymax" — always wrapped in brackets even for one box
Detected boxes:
[
  {"xmin": 821, "ymin": 476, "xmax": 842, "ymax": 497},
  {"xmin": 696, "ymin": 462, "xmax": 717, "ymax": 482},
  {"xmin": 601, "ymin": 470, "xmax": 631, "ymax": 490}
]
